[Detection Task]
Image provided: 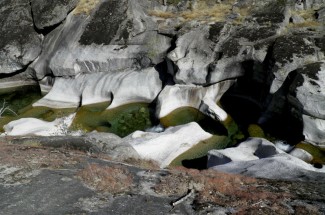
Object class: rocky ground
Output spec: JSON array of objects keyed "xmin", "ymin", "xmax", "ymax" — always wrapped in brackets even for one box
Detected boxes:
[{"xmin": 0, "ymin": 137, "xmax": 324, "ymax": 215}]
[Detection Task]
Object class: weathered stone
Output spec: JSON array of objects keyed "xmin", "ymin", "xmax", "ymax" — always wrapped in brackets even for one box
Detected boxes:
[
  {"xmin": 303, "ymin": 114, "xmax": 325, "ymax": 145},
  {"xmin": 289, "ymin": 148, "xmax": 313, "ymax": 162},
  {"xmin": 270, "ymin": 35, "xmax": 322, "ymax": 93},
  {"xmin": 291, "ymin": 62, "xmax": 325, "ymax": 119},
  {"xmin": 126, "ymin": 122, "xmax": 213, "ymax": 168},
  {"xmin": 33, "ymin": 68, "xmax": 162, "ymax": 108},
  {"xmin": 31, "ymin": 0, "xmax": 78, "ymax": 29},
  {"xmin": 0, "ymin": 0, "xmax": 42, "ymax": 74},
  {"xmin": 156, "ymin": 80, "xmax": 234, "ymax": 121},
  {"xmin": 208, "ymin": 138, "xmax": 325, "ymax": 180},
  {"xmin": 31, "ymin": 0, "xmax": 171, "ymax": 81}
]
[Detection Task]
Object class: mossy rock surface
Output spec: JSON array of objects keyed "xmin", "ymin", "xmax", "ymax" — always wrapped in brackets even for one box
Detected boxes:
[
  {"xmin": 72, "ymin": 102, "xmax": 153, "ymax": 137},
  {"xmin": 160, "ymin": 108, "xmax": 244, "ymax": 167},
  {"xmin": 160, "ymin": 107, "xmax": 205, "ymax": 127},
  {"xmin": 296, "ymin": 142, "xmax": 325, "ymax": 165},
  {"xmin": 0, "ymin": 106, "xmax": 76, "ymax": 132},
  {"xmin": 0, "ymin": 85, "xmax": 42, "ymax": 115},
  {"xmin": 0, "ymin": 86, "xmax": 75, "ymax": 132},
  {"xmin": 169, "ymin": 135, "xmax": 229, "ymax": 167},
  {"xmin": 247, "ymin": 124, "xmax": 265, "ymax": 138}
]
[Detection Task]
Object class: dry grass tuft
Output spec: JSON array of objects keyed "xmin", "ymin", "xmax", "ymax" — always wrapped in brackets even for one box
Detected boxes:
[
  {"xmin": 73, "ymin": 0, "xmax": 101, "ymax": 15},
  {"xmin": 122, "ymin": 157, "xmax": 160, "ymax": 170},
  {"xmin": 148, "ymin": 10, "xmax": 176, "ymax": 19},
  {"xmin": 154, "ymin": 167, "xmax": 294, "ymax": 213},
  {"xmin": 77, "ymin": 163, "xmax": 133, "ymax": 194},
  {"xmin": 289, "ymin": 9, "xmax": 320, "ymax": 28},
  {"xmin": 181, "ymin": 0, "xmax": 234, "ymax": 22},
  {"xmin": 149, "ymin": 0, "xmax": 239, "ymax": 22},
  {"xmin": 0, "ymin": 141, "xmax": 86, "ymax": 169}
]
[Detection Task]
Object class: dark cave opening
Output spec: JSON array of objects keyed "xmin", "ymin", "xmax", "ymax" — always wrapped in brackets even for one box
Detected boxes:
[{"xmin": 220, "ymin": 60, "xmax": 305, "ymax": 145}]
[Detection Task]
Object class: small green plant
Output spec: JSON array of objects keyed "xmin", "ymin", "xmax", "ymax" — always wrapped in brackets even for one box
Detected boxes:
[{"xmin": 0, "ymin": 100, "xmax": 17, "ymax": 118}]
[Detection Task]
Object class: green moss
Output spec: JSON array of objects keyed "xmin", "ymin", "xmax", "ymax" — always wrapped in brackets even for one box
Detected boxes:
[
  {"xmin": 160, "ymin": 108, "xmax": 245, "ymax": 167},
  {"xmin": 0, "ymin": 86, "xmax": 76, "ymax": 132},
  {"xmin": 0, "ymin": 85, "xmax": 42, "ymax": 115},
  {"xmin": 19, "ymin": 106, "xmax": 76, "ymax": 121},
  {"xmin": 71, "ymin": 102, "xmax": 153, "ymax": 137},
  {"xmin": 296, "ymin": 142, "xmax": 325, "ymax": 164},
  {"xmin": 222, "ymin": 116, "xmax": 245, "ymax": 146},
  {"xmin": 247, "ymin": 124, "xmax": 265, "ymax": 138},
  {"xmin": 167, "ymin": 114, "xmax": 246, "ymax": 167},
  {"xmin": 169, "ymin": 135, "xmax": 229, "ymax": 167},
  {"xmin": 0, "ymin": 106, "xmax": 76, "ymax": 132},
  {"xmin": 160, "ymin": 107, "xmax": 205, "ymax": 127}
]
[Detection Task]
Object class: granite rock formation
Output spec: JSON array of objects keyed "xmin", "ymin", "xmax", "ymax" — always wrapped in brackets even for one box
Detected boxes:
[{"xmin": 0, "ymin": 0, "xmax": 325, "ymax": 182}]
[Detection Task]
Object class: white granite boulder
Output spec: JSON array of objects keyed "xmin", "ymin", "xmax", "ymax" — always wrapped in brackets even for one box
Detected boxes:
[
  {"xmin": 3, "ymin": 114, "xmax": 77, "ymax": 136},
  {"xmin": 31, "ymin": 0, "xmax": 171, "ymax": 83},
  {"xmin": 33, "ymin": 68, "xmax": 162, "ymax": 109},
  {"xmin": 126, "ymin": 122, "xmax": 213, "ymax": 168},
  {"xmin": 156, "ymin": 80, "xmax": 234, "ymax": 121},
  {"xmin": 207, "ymin": 138, "xmax": 325, "ymax": 180},
  {"xmin": 0, "ymin": 0, "xmax": 42, "ymax": 74}
]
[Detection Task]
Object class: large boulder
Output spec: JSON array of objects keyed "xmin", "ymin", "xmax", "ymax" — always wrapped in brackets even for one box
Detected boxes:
[
  {"xmin": 0, "ymin": 0, "xmax": 42, "ymax": 74},
  {"xmin": 33, "ymin": 68, "xmax": 162, "ymax": 108},
  {"xmin": 270, "ymin": 35, "xmax": 324, "ymax": 93},
  {"xmin": 3, "ymin": 114, "xmax": 76, "ymax": 136},
  {"xmin": 156, "ymin": 80, "xmax": 234, "ymax": 122},
  {"xmin": 210, "ymin": 153, "xmax": 324, "ymax": 180},
  {"xmin": 126, "ymin": 122, "xmax": 213, "ymax": 168},
  {"xmin": 288, "ymin": 62, "xmax": 325, "ymax": 145},
  {"xmin": 292, "ymin": 62, "xmax": 325, "ymax": 119},
  {"xmin": 31, "ymin": 0, "xmax": 78, "ymax": 30},
  {"xmin": 31, "ymin": 0, "xmax": 171, "ymax": 87},
  {"xmin": 303, "ymin": 115, "xmax": 325, "ymax": 145},
  {"xmin": 208, "ymin": 138, "xmax": 325, "ymax": 180}
]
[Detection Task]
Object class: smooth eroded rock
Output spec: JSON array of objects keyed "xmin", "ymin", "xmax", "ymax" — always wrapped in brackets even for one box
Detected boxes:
[{"xmin": 126, "ymin": 122, "xmax": 213, "ymax": 168}]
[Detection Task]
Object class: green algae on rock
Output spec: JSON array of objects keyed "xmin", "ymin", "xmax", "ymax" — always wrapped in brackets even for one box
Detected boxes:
[
  {"xmin": 296, "ymin": 142, "xmax": 325, "ymax": 165},
  {"xmin": 169, "ymin": 135, "xmax": 229, "ymax": 167},
  {"xmin": 160, "ymin": 107, "xmax": 205, "ymax": 127},
  {"xmin": 72, "ymin": 103, "xmax": 153, "ymax": 137}
]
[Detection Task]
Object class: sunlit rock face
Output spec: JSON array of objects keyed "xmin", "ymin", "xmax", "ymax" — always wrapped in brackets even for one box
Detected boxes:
[
  {"xmin": 270, "ymin": 35, "xmax": 323, "ymax": 93},
  {"xmin": 286, "ymin": 62, "xmax": 325, "ymax": 146},
  {"xmin": 156, "ymin": 80, "xmax": 234, "ymax": 122},
  {"xmin": 126, "ymin": 122, "xmax": 213, "ymax": 168},
  {"xmin": 208, "ymin": 138, "xmax": 325, "ymax": 180},
  {"xmin": 31, "ymin": 0, "xmax": 171, "ymax": 88},
  {"xmin": 33, "ymin": 68, "xmax": 163, "ymax": 109},
  {"xmin": 3, "ymin": 114, "xmax": 76, "ymax": 136}
]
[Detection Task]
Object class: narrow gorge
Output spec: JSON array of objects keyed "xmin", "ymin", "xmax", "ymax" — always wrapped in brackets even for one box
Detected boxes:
[{"xmin": 0, "ymin": 0, "xmax": 325, "ymax": 213}]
